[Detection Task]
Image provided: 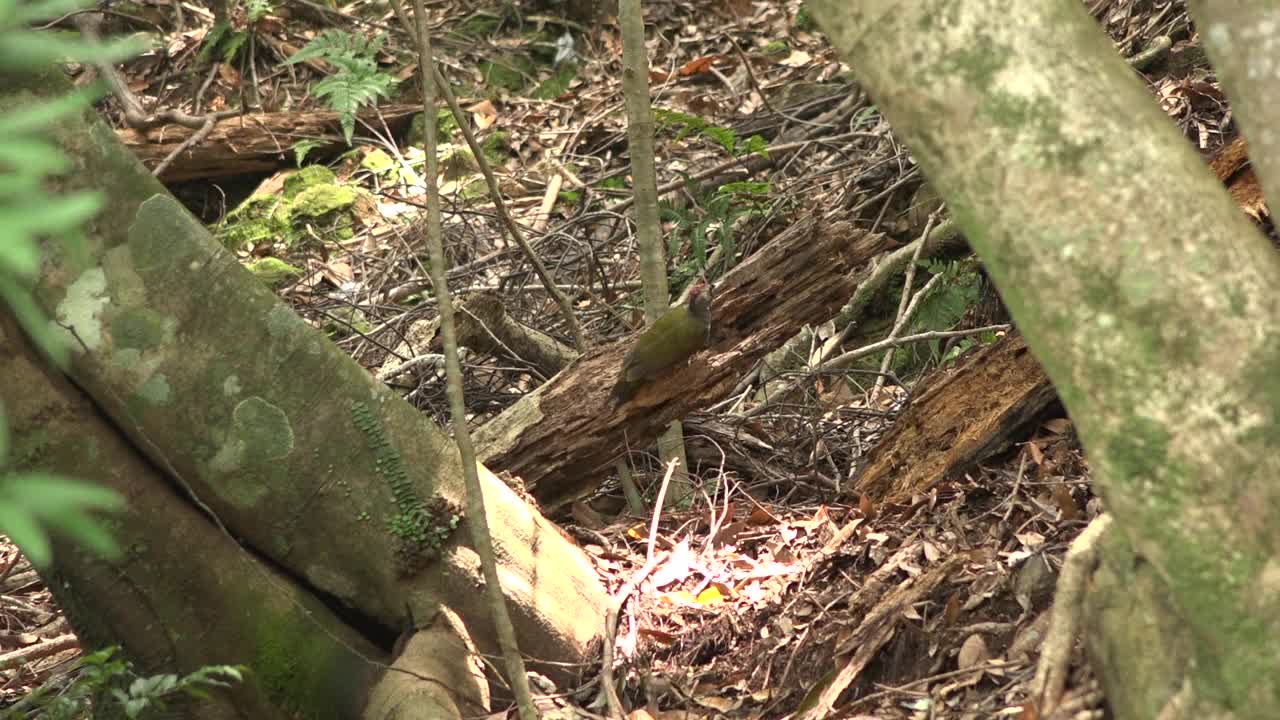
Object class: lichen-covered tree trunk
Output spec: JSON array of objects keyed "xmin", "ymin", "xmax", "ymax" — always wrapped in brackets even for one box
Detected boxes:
[
  {"xmin": 3, "ymin": 66, "xmax": 606, "ymax": 716},
  {"xmin": 808, "ymin": 1, "xmax": 1280, "ymax": 717},
  {"xmin": 5, "ymin": 314, "xmax": 493, "ymax": 720}
]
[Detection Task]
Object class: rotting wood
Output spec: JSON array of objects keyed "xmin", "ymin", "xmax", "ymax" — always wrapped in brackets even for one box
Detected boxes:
[
  {"xmin": 118, "ymin": 104, "xmax": 422, "ymax": 182},
  {"xmin": 851, "ymin": 333, "xmax": 1057, "ymax": 504}
]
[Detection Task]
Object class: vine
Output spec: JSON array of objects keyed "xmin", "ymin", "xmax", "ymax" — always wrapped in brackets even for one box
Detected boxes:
[{"xmin": 350, "ymin": 401, "xmax": 460, "ymax": 575}]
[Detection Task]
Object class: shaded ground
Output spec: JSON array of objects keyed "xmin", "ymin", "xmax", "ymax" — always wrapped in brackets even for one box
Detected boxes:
[{"xmin": 2, "ymin": 0, "xmax": 1249, "ymax": 717}]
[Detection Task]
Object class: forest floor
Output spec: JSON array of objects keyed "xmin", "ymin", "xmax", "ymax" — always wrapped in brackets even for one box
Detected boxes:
[{"xmin": 1, "ymin": 0, "xmax": 1246, "ymax": 717}]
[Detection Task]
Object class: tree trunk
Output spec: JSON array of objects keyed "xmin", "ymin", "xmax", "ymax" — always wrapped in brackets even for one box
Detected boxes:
[
  {"xmin": 619, "ymin": 0, "xmax": 693, "ymax": 505},
  {"xmin": 4, "ymin": 66, "xmax": 605, "ymax": 717},
  {"xmin": 808, "ymin": 0, "xmax": 1280, "ymax": 717}
]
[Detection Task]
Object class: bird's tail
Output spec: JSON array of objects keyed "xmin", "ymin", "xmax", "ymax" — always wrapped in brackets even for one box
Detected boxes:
[{"xmin": 613, "ymin": 378, "xmax": 639, "ymax": 402}]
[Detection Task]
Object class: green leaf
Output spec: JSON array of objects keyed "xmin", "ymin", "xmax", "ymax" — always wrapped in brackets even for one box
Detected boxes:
[
  {"xmin": 219, "ymin": 31, "xmax": 248, "ymax": 63},
  {"xmin": 292, "ymin": 139, "xmax": 324, "ymax": 166},
  {"xmin": 45, "ymin": 508, "xmax": 122, "ymax": 560},
  {"xmin": 132, "ymin": 673, "xmax": 179, "ymax": 697},
  {"xmin": 0, "ymin": 234, "xmax": 38, "ymax": 279},
  {"xmin": 0, "ymin": 192, "xmax": 102, "ymax": 236},
  {"xmin": 0, "ymin": 84, "xmax": 103, "ymax": 135},
  {"xmin": 0, "ymin": 137, "xmax": 72, "ymax": 176},
  {"xmin": 0, "ymin": 474, "xmax": 124, "ymax": 564},
  {"xmin": 0, "ymin": 31, "xmax": 141, "ymax": 68},
  {"xmin": 124, "ymin": 697, "xmax": 150, "ymax": 719},
  {"xmin": 5, "ymin": 474, "xmax": 125, "ymax": 514},
  {"xmin": 0, "ymin": 502, "xmax": 51, "ymax": 565},
  {"xmin": 0, "ymin": 282, "xmax": 70, "ymax": 365},
  {"xmin": 739, "ymin": 134, "xmax": 769, "ymax": 158}
]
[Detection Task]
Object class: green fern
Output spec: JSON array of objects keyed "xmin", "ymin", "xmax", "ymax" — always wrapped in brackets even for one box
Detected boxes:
[
  {"xmin": 660, "ymin": 179, "xmax": 772, "ymax": 283},
  {"xmin": 245, "ymin": 0, "xmax": 273, "ymax": 22},
  {"xmin": 3, "ymin": 646, "xmax": 244, "ymax": 719},
  {"xmin": 906, "ymin": 258, "xmax": 983, "ymax": 361},
  {"xmin": 286, "ymin": 31, "xmax": 398, "ymax": 144},
  {"xmin": 654, "ymin": 108, "xmax": 768, "ymax": 159}
]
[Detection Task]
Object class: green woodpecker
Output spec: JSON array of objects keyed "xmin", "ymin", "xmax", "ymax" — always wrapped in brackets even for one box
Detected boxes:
[{"xmin": 613, "ymin": 281, "xmax": 713, "ymax": 401}]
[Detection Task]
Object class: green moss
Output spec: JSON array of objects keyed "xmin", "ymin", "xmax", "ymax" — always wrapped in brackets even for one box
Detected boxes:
[
  {"xmin": 456, "ymin": 12, "xmax": 502, "ymax": 38},
  {"xmin": 291, "ymin": 184, "xmax": 357, "ymax": 219},
  {"xmin": 408, "ymin": 108, "xmax": 458, "ymax": 146},
  {"xmin": 247, "ymin": 257, "xmax": 303, "ymax": 288},
  {"xmin": 284, "ymin": 165, "xmax": 337, "ymax": 199},
  {"xmin": 135, "ymin": 373, "xmax": 171, "ymax": 405},
  {"xmin": 479, "ymin": 54, "xmax": 534, "ymax": 93},
  {"xmin": 533, "ymin": 62, "xmax": 576, "ymax": 100},
  {"xmin": 479, "ymin": 130, "xmax": 511, "ymax": 167},
  {"xmin": 1240, "ymin": 334, "xmax": 1280, "ymax": 450},
  {"xmin": 1101, "ymin": 415, "xmax": 1186, "ymax": 523},
  {"xmin": 360, "ymin": 148, "xmax": 394, "ymax": 175},
  {"xmin": 216, "ymin": 194, "xmax": 290, "ymax": 252},
  {"xmin": 251, "ymin": 612, "xmax": 364, "ymax": 720},
  {"xmin": 110, "ymin": 308, "xmax": 169, "ymax": 350},
  {"xmin": 939, "ymin": 41, "xmax": 1011, "ymax": 92},
  {"xmin": 438, "ymin": 143, "xmax": 477, "ymax": 180},
  {"xmin": 794, "ymin": 5, "xmax": 816, "ymax": 31},
  {"xmin": 231, "ymin": 397, "xmax": 295, "ymax": 463},
  {"xmin": 762, "ymin": 40, "xmax": 788, "ymax": 56},
  {"xmin": 288, "ymin": 184, "xmax": 358, "ymax": 245},
  {"xmin": 459, "ymin": 178, "xmax": 489, "ymax": 202}
]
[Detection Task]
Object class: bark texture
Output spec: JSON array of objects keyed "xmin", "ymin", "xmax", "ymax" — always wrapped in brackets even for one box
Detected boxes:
[
  {"xmin": 809, "ymin": 0, "xmax": 1280, "ymax": 716},
  {"xmin": 117, "ymin": 105, "xmax": 422, "ymax": 181},
  {"xmin": 5, "ymin": 66, "xmax": 606, "ymax": 700},
  {"xmin": 2, "ymin": 315, "xmax": 384, "ymax": 720},
  {"xmin": 1192, "ymin": 4, "xmax": 1280, "ymax": 224},
  {"xmin": 852, "ymin": 333, "xmax": 1056, "ymax": 502}
]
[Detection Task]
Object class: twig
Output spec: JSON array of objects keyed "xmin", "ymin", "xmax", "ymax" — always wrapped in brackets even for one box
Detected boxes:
[
  {"xmin": 381, "ymin": 0, "xmax": 585, "ymax": 352},
  {"xmin": 601, "ymin": 551, "xmax": 666, "ymax": 719},
  {"xmin": 872, "ymin": 210, "xmax": 940, "ymax": 396},
  {"xmin": 407, "ymin": 2, "xmax": 536, "ymax": 717},
  {"xmin": 434, "ymin": 65, "xmax": 587, "ymax": 350},
  {"xmin": 647, "ymin": 458, "xmax": 680, "ymax": 562},
  {"xmin": 839, "ymin": 659, "xmax": 1024, "ymax": 712},
  {"xmin": 606, "ymin": 129, "xmax": 882, "ymax": 214},
  {"xmin": 152, "ymin": 114, "xmax": 218, "ymax": 177},
  {"xmin": 0, "ymin": 634, "xmax": 78, "ymax": 671},
  {"xmin": 73, "ymin": 11, "xmax": 240, "ymax": 178},
  {"xmin": 743, "ymin": 324, "xmax": 1010, "ymax": 418}
]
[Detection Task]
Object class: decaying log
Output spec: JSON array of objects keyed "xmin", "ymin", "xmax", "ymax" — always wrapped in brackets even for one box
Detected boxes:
[
  {"xmin": 476, "ymin": 215, "xmax": 896, "ymax": 508},
  {"xmin": 850, "ymin": 333, "xmax": 1057, "ymax": 503},
  {"xmin": 118, "ymin": 105, "xmax": 422, "ymax": 182}
]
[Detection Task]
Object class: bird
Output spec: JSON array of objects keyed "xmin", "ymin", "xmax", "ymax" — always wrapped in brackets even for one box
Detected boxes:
[{"xmin": 613, "ymin": 280, "xmax": 713, "ymax": 402}]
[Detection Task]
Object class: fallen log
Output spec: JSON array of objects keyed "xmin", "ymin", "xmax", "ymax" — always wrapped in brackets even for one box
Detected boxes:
[
  {"xmin": 118, "ymin": 104, "xmax": 422, "ymax": 181},
  {"xmin": 850, "ymin": 333, "xmax": 1057, "ymax": 503},
  {"xmin": 476, "ymin": 215, "xmax": 896, "ymax": 508}
]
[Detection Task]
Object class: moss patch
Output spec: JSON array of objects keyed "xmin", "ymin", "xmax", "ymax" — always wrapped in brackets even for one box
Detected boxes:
[
  {"xmin": 247, "ymin": 257, "xmax": 304, "ymax": 288},
  {"xmin": 284, "ymin": 165, "xmax": 337, "ymax": 199},
  {"xmin": 479, "ymin": 54, "xmax": 534, "ymax": 94}
]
